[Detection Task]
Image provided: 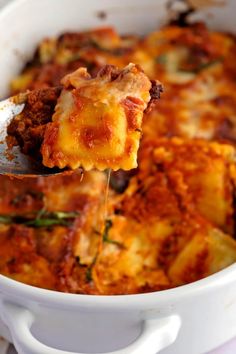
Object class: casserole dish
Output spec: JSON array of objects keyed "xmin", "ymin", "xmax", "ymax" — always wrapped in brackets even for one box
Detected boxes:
[{"xmin": 0, "ymin": 0, "xmax": 236, "ymax": 353}]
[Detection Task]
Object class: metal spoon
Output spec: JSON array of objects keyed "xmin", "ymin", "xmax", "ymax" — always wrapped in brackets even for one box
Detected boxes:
[{"xmin": 0, "ymin": 94, "xmax": 67, "ymax": 177}]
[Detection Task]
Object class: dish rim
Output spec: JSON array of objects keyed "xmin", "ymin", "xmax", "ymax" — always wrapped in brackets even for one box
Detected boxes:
[{"xmin": 0, "ymin": 263, "xmax": 235, "ymax": 308}]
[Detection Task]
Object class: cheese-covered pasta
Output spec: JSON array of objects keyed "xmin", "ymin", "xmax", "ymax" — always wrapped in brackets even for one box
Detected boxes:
[{"xmin": 41, "ymin": 64, "xmax": 155, "ymax": 170}]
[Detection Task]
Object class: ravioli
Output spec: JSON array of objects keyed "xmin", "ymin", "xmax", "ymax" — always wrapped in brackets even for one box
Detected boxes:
[
  {"xmin": 41, "ymin": 63, "xmax": 158, "ymax": 171},
  {"xmin": 168, "ymin": 227, "xmax": 236, "ymax": 286}
]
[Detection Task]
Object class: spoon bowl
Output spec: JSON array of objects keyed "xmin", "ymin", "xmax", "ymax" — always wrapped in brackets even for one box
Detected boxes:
[{"xmin": 0, "ymin": 96, "xmax": 67, "ymax": 177}]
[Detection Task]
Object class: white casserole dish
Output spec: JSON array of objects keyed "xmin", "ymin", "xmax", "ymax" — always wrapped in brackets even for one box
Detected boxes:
[{"xmin": 0, "ymin": 0, "xmax": 236, "ymax": 353}]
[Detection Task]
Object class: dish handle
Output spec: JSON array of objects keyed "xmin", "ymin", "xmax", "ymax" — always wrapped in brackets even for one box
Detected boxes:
[{"xmin": 0, "ymin": 300, "xmax": 181, "ymax": 354}]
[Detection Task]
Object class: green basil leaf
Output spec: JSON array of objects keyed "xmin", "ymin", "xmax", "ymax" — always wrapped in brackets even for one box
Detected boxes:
[{"xmin": 0, "ymin": 215, "xmax": 13, "ymax": 224}]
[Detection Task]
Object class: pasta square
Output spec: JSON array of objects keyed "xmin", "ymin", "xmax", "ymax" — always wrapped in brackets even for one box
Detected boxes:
[{"xmin": 41, "ymin": 63, "xmax": 158, "ymax": 170}]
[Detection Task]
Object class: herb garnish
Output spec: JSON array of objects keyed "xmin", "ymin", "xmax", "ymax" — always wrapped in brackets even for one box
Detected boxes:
[
  {"xmin": 179, "ymin": 58, "xmax": 223, "ymax": 74},
  {"xmin": 102, "ymin": 219, "xmax": 124, "ymax": 248},
  {"xmin": 0, "ymin": 215, "xmax": 12, "ymax": 224},
  {"xmin": 86, "ymin": 255, "xmax": 97, "ymax": 282},
  {"xmin": 155, "ymin": 54, "xmax": 167, "ymax": 65},
  {"xmin": 155, "ymin": 53, "xmax": 223, "ymax": 74},
  {"xmin": 85, "ymin": 219, "xmax": 124, "ymax": 283},
  {"xmin": 0, "ymin": 209, "xmax": 79, "ymax": 228}
]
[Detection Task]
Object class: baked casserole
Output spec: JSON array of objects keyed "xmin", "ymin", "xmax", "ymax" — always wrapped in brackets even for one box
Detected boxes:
[{"xmin": 1, "ymin": 22, "xmax": 236, "ymax": 295}]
